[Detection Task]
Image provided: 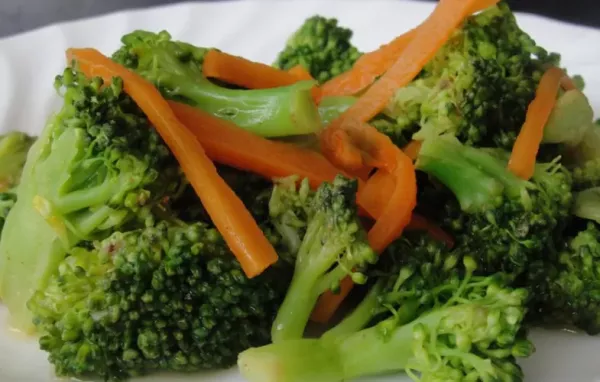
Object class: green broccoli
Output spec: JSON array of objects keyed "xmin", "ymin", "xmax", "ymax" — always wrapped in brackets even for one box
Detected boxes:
[
  {"xmin": 384, "ymin": 3, "xmax": 559, "ymax": 150},
  {"xmin": 270, "ymin": 175, "xmax": 377, "ymax": 343},
  {"xmin": 0, "ymin": 68, "xmax": 184, "ymax": 332},
  {"xmin": 0, "ymin": 131, "xmax": 36, "ymax": 191},
  {"xmin": 415, "ymin": 135, "xmax": 572, "ymax": 275},
  {"xmin": 239, "ymin": 233, "xmax": 532, "ymax": 382},
  {"xmin": 28, "ymin": 221, "xmax": 289, "ymax": 380},
  {"xmin": 0, "ymin": 192, "xmax": 16, "ymax": 234},
  {"xmin": 113, "ymin": 30, "xmax": 321, "ymax": 138},
  {"xmin": 274, "ymin": 16, "xmax": 362, "ymax": 83},
  {"xmin": 527, "ymin": 222, "xmax": 600, "ymax": 334}
]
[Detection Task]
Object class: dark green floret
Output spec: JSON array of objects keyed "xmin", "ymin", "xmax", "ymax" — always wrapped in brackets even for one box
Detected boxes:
[
  {"xmin": 384, "ymin": 3, "xmax": 559, "ymax": 150},
  {"xmin": 527, "ymin": 222, "xmax": 600, "ymax": 334},
  {"xmin": 274, "ymin": 16, "xmax": 362, "ymax": 83},
  {"xmin": 416, "ymin": 135, "xmax": 572, "ymax": 275},
  {"xmin": 28, "ymin": 221, "xmax": 288, "ymax": 380}
]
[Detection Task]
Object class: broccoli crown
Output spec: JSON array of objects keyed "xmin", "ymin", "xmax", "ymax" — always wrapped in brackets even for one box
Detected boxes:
[
  {"xmin": 274, "ymin": 15, "xmax": 362, "ymax": 83},
  {"xmin": 42, "ymin": 68, "xmax": 182, "ymax": 241},
  {"xmin": 271, "ymin": 175, "xmax": 377, "ymax": 343},
  {"xmin": 28, "ymin": 221, "xmax": 289, "ymax": 380},
  {"xmin": 0, "ymin": 131, "xmax": 36, "ymax": 192},
  {"xmin": 0, "ymin": 192, "xmax": 16, "ymax": 233},
  {"xmin": 240, "ymin": 239, "xmax": 532, "ymax": 382},
  {"xmin": 528, "ymin": 222, "xmax": 600, "ymax": 334},
  {"xmin": 572, "ymin": 158, "xmax": 600, "ymax": 191},
  {"xmin": 417, "ymin": 135, "xmax": 572, "ymax": 275},
  {"xmin": 113, "ymin": 30, "xmax": 321, "ymax": 138},
  {"xmin": 386, "ymin": 3, "xmax": 558, "ymax": 149}
]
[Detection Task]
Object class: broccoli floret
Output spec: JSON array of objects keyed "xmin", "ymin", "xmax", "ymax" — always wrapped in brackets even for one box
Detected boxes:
[
  {"xmin": 113, "ymin": 30, "xmax": 321, "ymax": 138},
  {"xmin": 385, "ymin": 3, "xmax": 559, "ymax": 149},
  {"xmin": 0, "ymin": 68, "xmax": 183, "ymax": 332},
  {"xmin": 270, "ymin": 175, "xmax": 377, "ymax": 342},
  {"xmin": 527, "ymin": 222, "xmax": 600, "ymax": 334},
  {"xmin": 28, "ymin": 221, "xmax": 289, "ymax": 380},
  {"xmin": 274, "ymin": 16, "xmax": 362, "ymax": 83},
  {"xmin": 239, "ymin": 234, "xmax": 532, "ymax": 382},
  {"xmin": 416, "ymin": 135, "xmax": 572, "ymax": 275}
]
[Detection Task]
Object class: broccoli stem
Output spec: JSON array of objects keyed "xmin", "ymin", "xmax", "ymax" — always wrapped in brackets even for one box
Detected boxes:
[
  {"xmin": 318, "ymin": 96, "xmax": 356, "ymax": 125},
  {"xmin": 159, "ymin": 73, "xmax": 321, "ymax": 137},
  {"xmin": 241, "ymin": 310, "xmax": 445, "ymax": 382},
  {"xmin": 417, "ymin": 137, "xmax": 504, "ymax": 212},
  {"xmin": 323, "ymin": 280, "xmax": 384, "ymax": 339},
  {"xmin": 271, "ymin": 212, "xmax": 350, "ymax": 343}
]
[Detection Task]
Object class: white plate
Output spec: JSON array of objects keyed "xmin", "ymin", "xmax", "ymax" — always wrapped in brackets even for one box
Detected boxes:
[{"xmin": 0, "ymin": 1, "xmax": 599, "ymax": 381}]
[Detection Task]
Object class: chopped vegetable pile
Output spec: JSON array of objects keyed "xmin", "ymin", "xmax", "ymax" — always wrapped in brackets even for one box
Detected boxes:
[{"xmin": 0, "ymin": 1, "xmax": 598, "ymax": 381}]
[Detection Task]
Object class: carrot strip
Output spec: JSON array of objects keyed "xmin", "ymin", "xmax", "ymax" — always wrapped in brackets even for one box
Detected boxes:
[
  {"xmin": 318, "ymin": 0, "xmax": 498, "ymax": 99},
  {"xmin": 319, "ymin": 30, "xmax": 417, "ymax": 99},
  {"xmin": 403, "ymin": 140, "xmax": 422, "ymax": 161},
  {"xmin": 407, "ymin": 214, "xmax": 455, "ymax": 248},
  {"xmin": 203, "ymin": 50, "xmax": 303, "ymax": 89},
  {"xmin": 288, "ymin": 65, "xmax": 314, "ymax": 81},
  {"xmin": 356, "ymin": 169, "xmax": 395, "ymax": 219},
  {"xmin": 560, "ymin": 76, "xmax": 577, "ymax": 91},
  {"xmin": 329, "ymin": 0, "xmax": 500, "ymax": 126},
  {"xmin": 67, "ymin": 48, "xmax": 278, "ymax": 278},
  {"xmin": 508, "ymin": 67, "xmax": 565, "ymax": 180},
  {"xmin": 169, "ymin": 101, "xmax": 341, "ymax": 188}
]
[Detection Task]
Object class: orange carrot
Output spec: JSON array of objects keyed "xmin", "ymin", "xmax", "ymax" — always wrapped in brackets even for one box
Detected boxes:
[
  {"xmin": 319, "ymin": 30, "xmax": 416, "ymax": 99},
  {"xmin": 318, "ymin": 0, "xmax": 498, "ymax": 99},
  {"xmin": 356, "ymin": 169, "xmax": 395, "ymax": 219},
  {"xmin": 560, "ymin": 76, "xmax": 577, "ymax": 91},
  {"xmin": 407, "ymin": 214, "xmax": 455, "ymax": 248},
  {"xmin": 328, "ymin": 0, "xmax": 500, "ymax": 126},
  {"xmin": 203, "ymin": 50, "xmax": 304, "ymax": 89},
  {"xmin": 67, "ymin": 48, "xmax": 278, "ymax": 278},
  {"xmin": 288, "ymin": 65, "xmax": 314, "ymax": 81},
  {"xmin": 367, "ymin": 149, "xmax": 417, "ymax": 253},
  {"xmin": 169, "ymin": 100, "xmax": 342, "ymax": 188},
  {"xmin": 508, "ymin": 67, "xmax": 565, "ymax": 180},
  {"xmin": 403, "ymin": 140, "xmax": 422, "ymax": 161}
]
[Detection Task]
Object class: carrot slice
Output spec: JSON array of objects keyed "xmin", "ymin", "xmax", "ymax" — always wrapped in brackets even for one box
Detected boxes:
[
  {"xmin": 67, "ymin": 48, "xmax": 278, "ymax": 278},
  {"xmin": 318, "ymin": 0, "xmax": 498, "ymax": 99},
  {"xmin": 169, "ymin": 100, "xmax": 341, "ymax": 188},
  {"xmin": 508, "ymin": 67, "xmax": 565, "ymax": 180},
  {"xmin": 402, "ymin": 140, "xmax": 422, "ymax": 161},
  {"xmin": 329, "ymin": 0, "xmax": 500, "ymax": 126},
  {"xmin": 203, "ymin": 50, "xmax": 303, "ymax": 89},
  {"xmin": 288, "ymin": 65, "xmax": 314, "ymax": 81}
]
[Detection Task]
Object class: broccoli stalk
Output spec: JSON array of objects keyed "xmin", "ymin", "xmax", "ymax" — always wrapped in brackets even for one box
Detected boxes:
[
  {"xmin": 270, "ymin": 175, "xmax": 377, "ymax": 342},
  {"xmin": 0, "ymin": 68, "xmax": 184, "ymax": 332},
  {"xmin": 240, "ymin": 234, "xmax": 532, "ymax": 382},
  {"xmin": 415, "ymin": 135, "xmax": 572, "ymax": 274},
  {"xmin": 113, "ymin": 30, "xmax": 321, "ymax": 138}
]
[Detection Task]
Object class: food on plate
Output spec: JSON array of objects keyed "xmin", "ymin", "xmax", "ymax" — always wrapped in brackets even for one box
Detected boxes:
[{"xmin": 0, "ymin": 0, "xmax": 598, "ymax": 381}]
